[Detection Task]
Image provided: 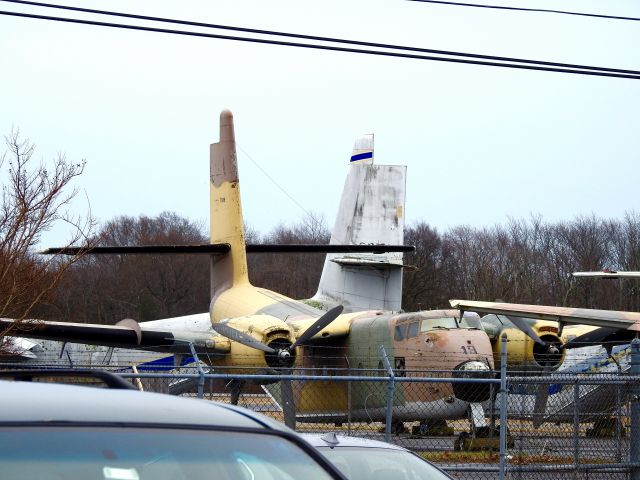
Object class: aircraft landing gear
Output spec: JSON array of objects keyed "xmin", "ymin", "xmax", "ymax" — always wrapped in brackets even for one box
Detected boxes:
[
  {"xmin": 454, "ymin": 426, "xmax": 514, "ymax": 451},
  {"xmin": 586, "ymin": 418, "xmax": 627, "ymax": 438},
  {"xmin": 392, "ymin": 420, "xmax": 408, "ymax": 435},
  {"xmin": 411, "ymin": 419, "xmax": 454, "ymax": 437},
  {"xmin": 378, "ymin": 420, "xmax": 408, "ymax": 435}
]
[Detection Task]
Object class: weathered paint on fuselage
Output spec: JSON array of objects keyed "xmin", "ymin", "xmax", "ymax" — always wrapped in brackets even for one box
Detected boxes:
[
  {"xmin": 207, "ymin": 111, "xmax": 494, "ymax": 423},
  {"xmin": 291, "ymin": 309, "xmax": 494, "ymax": 420}
]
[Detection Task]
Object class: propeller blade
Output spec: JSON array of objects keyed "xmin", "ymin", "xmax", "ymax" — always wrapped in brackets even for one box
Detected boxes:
[
  {"xmin": 280, "ymin": 375, "xmax": 296, "ymax": 429},
  {"xmin": 292, "ymin": 306, "xmax": 344, "ymax": 349},
  {"xmin": 504, "ymin": 315, "xmax": 547, "ymax": 347},
  {"xmin": 212, "ymin": 323, "xmax": 275, "ymax": 353},
  {"xmin": 532, "ymin": 365, "xmax": 552, "ymax": 429},
  {"xmin": 228, "ymin": 379, "xmax": 245, "ymax": 405}
]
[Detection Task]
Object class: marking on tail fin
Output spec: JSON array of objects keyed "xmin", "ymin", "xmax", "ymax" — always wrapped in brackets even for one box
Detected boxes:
[
  {"xmin": 350, "ymin": 151, "xmax": 373, "ymax": 162},
  {"xmin": 350, "ymin": 134, "xmax": 374, "ymax": 164}
]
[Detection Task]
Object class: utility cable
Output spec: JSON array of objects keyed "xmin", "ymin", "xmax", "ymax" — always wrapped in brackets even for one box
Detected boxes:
[
  {"xmin": 237, "ymin": 144, "xmax": 313, "ymax": 219},
  {"xmin": 407, "ymin": 0, "xmax": 640, "ymax": 22},
  {"xmin": 1, "ymin": 9, "xmax": 639, "ymax": 80},
  {"xmin": 0, "ymin": 0, "xmax": 639, "ymax": 78}
]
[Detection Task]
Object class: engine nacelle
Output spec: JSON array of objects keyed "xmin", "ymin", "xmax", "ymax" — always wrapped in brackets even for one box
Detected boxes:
[
  {"xmin": 496, "ymin": 326, "xmax": 565, "ymax": 372},
  {"xmin": 214, "ymin": 314, "xmax": 296, "ymax": 368}
]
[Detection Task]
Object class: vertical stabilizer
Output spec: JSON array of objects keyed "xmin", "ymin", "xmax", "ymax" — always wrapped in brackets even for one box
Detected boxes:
[
  {"xmin": 350, "ymin": 134, "xmax": 374, "ymax": 164},
  {"xmin": 210, "ymin": 110, "xmax": 250, "ymax": 299},
  {"xmin": 311, "ymin": 135, "xmax": 407, "ymax": 312}
]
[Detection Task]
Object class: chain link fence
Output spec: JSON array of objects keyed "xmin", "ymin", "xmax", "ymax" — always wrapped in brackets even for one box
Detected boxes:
[{"xmin": 4, "ymin": 340, "xmax": 640, "ymax": 480}]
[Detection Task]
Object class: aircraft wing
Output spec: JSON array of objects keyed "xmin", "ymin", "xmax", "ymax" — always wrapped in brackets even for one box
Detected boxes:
[
  {"xmin": 449, "ymin": 300, "xmax": 640, "ymax": 332},
  {"xmin": 573, "ymin": 271, "xmax": 640, "ymax": 279},
  {"xmin": 0, "ymin": 319, "xmax": 230, "ymax": 355}
]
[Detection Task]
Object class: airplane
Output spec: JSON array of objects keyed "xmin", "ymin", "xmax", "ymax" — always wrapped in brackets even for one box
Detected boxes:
[
  {"xmin": 1, "ymin": 110, "xmax": 496, "ymax": 433},
  {"xmin": 1, "ymin": 133, "xmax": 403, "ymax": 369},
  {"xmin": 1, "ymin": 130, "xmax": 407, "ymax": 368},
  {"xmin": 450, "ymin": 298, "xmax": 640, "ymax": 428}
]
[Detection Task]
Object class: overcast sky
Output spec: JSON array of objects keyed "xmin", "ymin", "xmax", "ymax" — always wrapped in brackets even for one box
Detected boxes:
[{"xmin": 1, "ymin": 0, "xmax": 639, "ymax": 246}]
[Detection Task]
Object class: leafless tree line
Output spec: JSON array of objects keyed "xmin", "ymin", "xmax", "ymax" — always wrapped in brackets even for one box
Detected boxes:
[
  {"xmin": 3, "ymin": 131, "xmax": 638, "ymax": 328},
  {"xmin": 403, "ymin": 214, "xmax": 640, "ymax": 312},
  {"xmin": 45, "ymin": 211, "xmax": 640, "ymax": 325},
  {"xmin": 47, "ymin": 212, "xmax": 330, "ymax": 323}
]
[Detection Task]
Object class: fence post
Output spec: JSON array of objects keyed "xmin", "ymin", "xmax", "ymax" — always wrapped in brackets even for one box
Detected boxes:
[
  {"xmin": 188, "ymin": 343, "xmax": 205, "ymax": 399},
  {"xmin": 616, "ymin": 380, "xmax": 622, "ymax": 462},
  {"xmin": 379, "ymin": 345, "xmax": 395, "ymax": 443},
  {"xmin": 573, "ymin": 379, "xmax": 580, "ymax": 468},
  {"xmin": 631, "ymin": 338, "xmax": 640, "ymax": 480},
  {"xmin": 499, "ymin": 333, "xmax": 508, "ymax": 480}
]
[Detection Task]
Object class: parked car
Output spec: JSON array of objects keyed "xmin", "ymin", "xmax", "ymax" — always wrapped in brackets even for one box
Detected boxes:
[
  {"xmin": 302, "ymin": 433, "xmax": 452, "ymax": 480},
  {"xmin": 0, "ymin": 370, "xmax": 346, "ymax": 480}
]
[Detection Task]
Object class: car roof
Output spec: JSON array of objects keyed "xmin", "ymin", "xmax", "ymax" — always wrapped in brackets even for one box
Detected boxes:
[
  {"xmin": 301, "ymin": 433, "xmax": 408, "ymax": 451},
  {"xmin": 0, "ymin": 380, "xmax": 290, "ymax": 431}
]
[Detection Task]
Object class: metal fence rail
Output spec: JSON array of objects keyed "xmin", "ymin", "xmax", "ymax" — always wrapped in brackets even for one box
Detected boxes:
[{"xmin": 4, "ymin": 338, "xmax": 640, "ymax": 480}]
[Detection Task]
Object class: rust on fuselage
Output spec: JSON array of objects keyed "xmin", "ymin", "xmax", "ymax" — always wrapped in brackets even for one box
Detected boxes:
[
  {"xmin": 292, "ymin": 309, "xmax": 494, "ymax": 416},
  {"xmin": 389, "ymin": 310, "xmax": 493, "ymax": 404}
]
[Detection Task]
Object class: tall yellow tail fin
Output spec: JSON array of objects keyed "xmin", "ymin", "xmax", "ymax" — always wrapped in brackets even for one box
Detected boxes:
[{"xmin": 209, "ymin": 110, "xmax": 250, "ymax": 298}]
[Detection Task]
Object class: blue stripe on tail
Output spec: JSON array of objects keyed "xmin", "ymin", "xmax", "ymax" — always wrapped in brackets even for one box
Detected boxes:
[{"xmin": 350, "ymin": 151, "xmax": 373, "ymax": 162}]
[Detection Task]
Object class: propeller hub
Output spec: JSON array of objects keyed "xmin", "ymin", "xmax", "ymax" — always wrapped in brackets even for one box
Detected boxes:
[
  {"xmin": 265, "ymin": 338, "xmax": 296, "ymax": 368},
  {"xmin": 532, "ymin": 334, "xmax": 563, "ymax": 369},
  {"xmin": 278, "ymin": 350, "xmax": 291, "ymax": 361}
]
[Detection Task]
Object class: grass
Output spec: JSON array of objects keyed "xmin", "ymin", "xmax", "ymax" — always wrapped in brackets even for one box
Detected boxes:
[{"xmin": 420, "ymin": 451, "xmax": 611, "ymax": 465}]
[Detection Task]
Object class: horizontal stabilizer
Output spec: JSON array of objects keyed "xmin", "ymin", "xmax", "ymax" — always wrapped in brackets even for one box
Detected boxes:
[
  {"xmin": 41, "ymin": 244, "xmax": 231, "ymax": 255},
  {"xmin": 0, "ymin": 319, "xmax": 228, "ymax": 355},
  {"xmin": 247, "ymin": 244, "xmax": 414, "ymax": 253},
  {"xmin": 331, "ymin": 258, "xmax": 405, "ymax": 269},
  {"xmin": 41, "ymin": 244, "xmax": 414, "ymax": 255}
]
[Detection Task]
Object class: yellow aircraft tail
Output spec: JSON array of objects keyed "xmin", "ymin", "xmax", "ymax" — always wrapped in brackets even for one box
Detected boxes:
[{"xmin": 209, "ymin": 110, "xmax": 250, "ymax": 300}]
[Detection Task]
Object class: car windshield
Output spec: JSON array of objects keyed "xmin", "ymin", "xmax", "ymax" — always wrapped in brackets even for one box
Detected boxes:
[
  {"xmin": 318, "ymin": 446, "xmax": 450, "ymax": 480},
  {"xmin": 0, "ymin": 426, "xmax": 336, "ymax": 480}
]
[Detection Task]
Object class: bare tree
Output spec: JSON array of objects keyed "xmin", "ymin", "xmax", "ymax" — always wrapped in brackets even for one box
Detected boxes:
[
  {"xmin": 53, "ymin": 212, "xmax": 209, "ymax": 324},
  {"xmin": 402, "ymin": 222, "xmax": 444, "ymax": 311},
  {"xmin": 0, "ymin": 129, "xmax": 93, "ymax": 341},
  {"xmin": 249, "ymin": 212, "xmax": 330, "ymax": 298}
]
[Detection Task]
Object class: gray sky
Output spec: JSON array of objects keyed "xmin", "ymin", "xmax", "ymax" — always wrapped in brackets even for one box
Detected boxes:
[{"xmin": 1, "ymin": 0, "xmax": 639, "ymax": 246}]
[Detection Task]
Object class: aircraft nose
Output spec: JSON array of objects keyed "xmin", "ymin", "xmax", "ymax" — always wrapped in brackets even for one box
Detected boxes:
[{"xmin": 451, "ymin": 360, "xmax": 493, "ymax": 403}]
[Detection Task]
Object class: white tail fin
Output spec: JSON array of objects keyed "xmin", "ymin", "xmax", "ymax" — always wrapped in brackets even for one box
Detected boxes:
[{"xmin": 311, "ymin": 135, "xmax": 406, "ymax": 312}]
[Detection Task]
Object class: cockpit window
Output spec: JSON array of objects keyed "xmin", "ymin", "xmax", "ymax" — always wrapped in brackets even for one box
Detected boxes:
[
  {"xmin": 407, "ymin": 322, "xmax": 420, "ymax": 338},
  {"xmin": 420, "ymin": 317, "xmax": 457, "ymax": 331},
  {"xmin": 420, "ymin": 316, "xmax": 482, "ymax": 331},
  {"xmin": 394, "ymin": 325, "xmax": 405, "ymax": 341},
  {"xmin": 460, "ymin": 315, "xmax": 482, "ymax": 330}
]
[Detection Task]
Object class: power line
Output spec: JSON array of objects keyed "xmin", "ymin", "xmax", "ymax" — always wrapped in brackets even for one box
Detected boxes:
[
  {"xmin": 1, "ymin": 9, "xmax": 639, "ymax": 80},
  {"xmin": 2, "ymin": 0, "xmax": 638, "ymax": 76},
  {"xmin": 236, "ymin": 144, "xmax": 313, "ymax": 220},
  {"xmin": 407, "ymin": 0, "xmax": 640, "ymax": 22}
]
